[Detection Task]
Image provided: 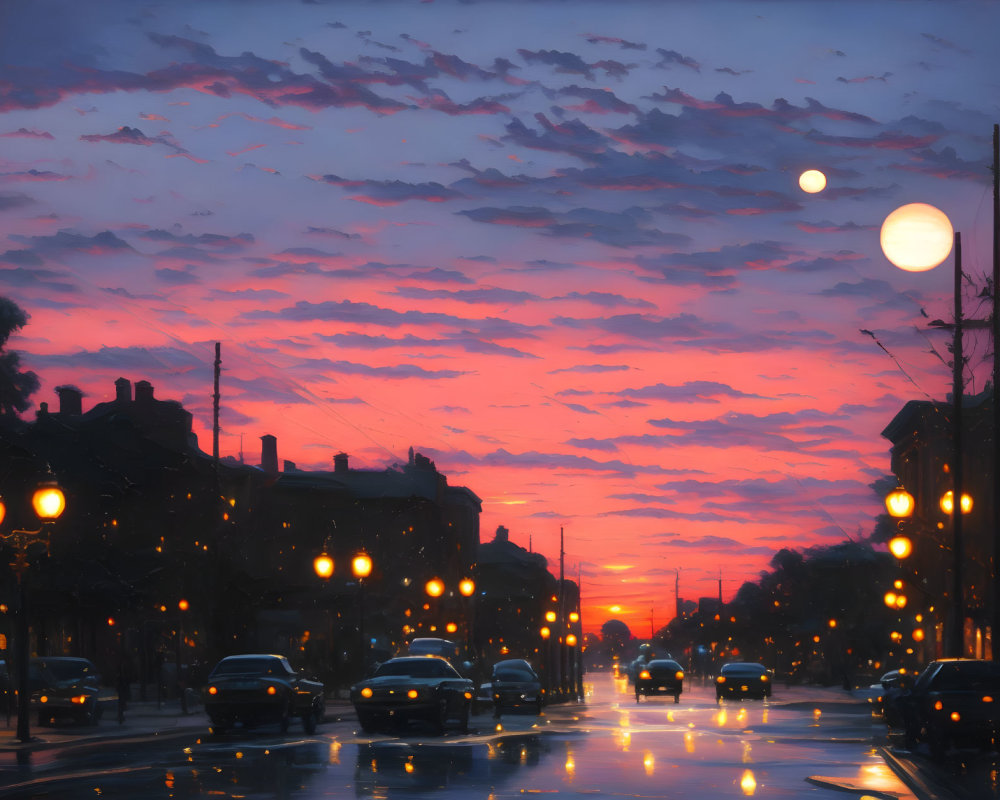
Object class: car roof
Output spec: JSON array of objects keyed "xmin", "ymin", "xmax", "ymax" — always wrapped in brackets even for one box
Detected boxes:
[
  {"xmin": 218, "ymin": 654, "xmax": 287, "ymax": 661},
  {"xmin": 721, "ymin": 662, "xmax": 766, "ymax": 670},
  {"xmin": 493, "ymin": 658, "xmax": 533, "ymax": 669}
]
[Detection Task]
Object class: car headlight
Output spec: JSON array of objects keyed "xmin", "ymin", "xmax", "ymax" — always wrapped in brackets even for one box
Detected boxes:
[
  {"xmin": 639, "ymin": 670, "xmax": 651, "ymax": 680},
  {"xmin": 208, "ymin": 686, "xmax": 218, "ymax": 695},
  {"xmin": 717, "ymin": 676, "xmax": 726, "ymax": 684},
  {"xmin": 71, "ymin": 695, "xmax": 88, "ymax": 705},
  {"xmin": 760, "ymin": 675, "xmax": 768, "ymax": 682},
  {"xmin": 407, "ymin": 689, "xmax": 419, "ymax": 699},
  {"xmin": 267, "ymin": 686, "xmax": 277, "ymax": 696},
  {"xmin": 675, "ymin": 671, "xmax": 684, "ymax": 681},
  {"xmin": 360, "ymin": 687, "xmax": 373, "ymax": 699},
  {"xmin": 39, "ymin": 695, "xmax": 49, "ymax": 704}
]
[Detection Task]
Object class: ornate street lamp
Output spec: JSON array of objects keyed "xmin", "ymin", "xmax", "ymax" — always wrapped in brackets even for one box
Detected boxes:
[
  {"xmin": 0, "ymin": 479, "xmax": 66, "ymax": 742},
  {"xmin": 352, "ymin": 551, "xmax": 373, "ymax": 675}
]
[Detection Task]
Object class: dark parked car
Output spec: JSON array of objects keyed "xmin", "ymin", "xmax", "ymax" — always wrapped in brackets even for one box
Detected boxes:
[
  {"xmin": 490, "ymin": 659, "xmax": 543, "ymax": 715},
  {"xmin": 407, "ymin": 638, "xmax": 475, "ymax": 678},
  {"xmin": 635, "ymin": 659, "xmax": 685, "ymax": 703},
  {"xmin": 30, "ymin": 656, "xmax": 102, "ymax": 726},
  {"xmin": 351, "ymin": 656, "xmax": 475, "ymax": 734},
  {"xmin": 891, "ymin": 658, "xmax": 1000, "ymax": 757},
  {"xmin": 204, "ymin": 654, "xmax": 325, "ymax": 735},
  {"xmin": 716, "ymin": 662, "xmax": 772, "ymax": 701}
]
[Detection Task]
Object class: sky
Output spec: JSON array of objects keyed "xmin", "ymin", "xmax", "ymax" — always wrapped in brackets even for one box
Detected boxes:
[{"xmin": 1, "ymin": 0, "xmax": 998, "ymax": 636}]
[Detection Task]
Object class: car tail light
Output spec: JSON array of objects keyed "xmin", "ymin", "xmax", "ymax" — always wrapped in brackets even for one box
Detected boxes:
[
  {"xmin": 407, "ymin": 689, "xmax": 419, "ymax": 699},
  {"xmin": 39, "ymin": 695, "xmax": 48, "ymax": 704},
  {"xmin": 716, "ymin": 677, "xmax": 726, "ymax": 684},
  {"xmin": 267, "ymin": 686, "xmax": 277, "ymax": 696},
  {"xmin": 675, "ymin": 671, "xmax": 684, "ymax": 681},
  {"xmin": 71, "ymin": 695, "xmax": 88, "ymax": 705},
  {"xmin": 208, "ymin": 686, "xmax": 218, "ymax": 695},
  {"xmin": 464, "ymin": 692, "xmax": 473, "ymax": 700},
  {"xmin": 984, "ymin": 696, "xmax": 994, "ymax": 703},
  {"xmin": 934, "ymin": 700, "xmax": 943, "ymax": 711},
  {"xmin": 951, "ymin": 711, "xmax": 961, "ymax": 722},
  {"xmin": 639, "ymin": 670, "xmax": 651, "ymax": 680},
  {"xmin": 361, "ymin": 687, "xmax": 373, "ymax": 698}
]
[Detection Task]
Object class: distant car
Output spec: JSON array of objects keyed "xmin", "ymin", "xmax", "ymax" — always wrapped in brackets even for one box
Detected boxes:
[
  {"xmin": 204, "ymin": 654, "xmax": 325, "ymax": 735},
  {"xmin": 864, "ymin": 669, "xmax": 912, "ymax": 719},
  {"xmin": 30, "ymin": 656, "xmax": 102, "ymax": 726},
  {"xmin": 635, "ymin": 659, "xmax": 685, "ymax": 703},
  {"xmin": 892, "ymin": 658, "xmax": 1000, "ymax": 757},
  {"xmin": 407, "ymin": 638, "xmax": 475, "ymax": 677},
  {"xmin": 491, "ymin": 659, "xmax": 543, "ymax": 715},
  {"xmin": 351, "ymin": 655, "xmax": 475, "ymax": 734},
  {"xmin": 716, "ymin": 662, "xmax": 772, "ymax": 701}
]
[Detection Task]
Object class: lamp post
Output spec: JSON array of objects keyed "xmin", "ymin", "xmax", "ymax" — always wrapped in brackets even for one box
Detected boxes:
[
  {"xmin": 458, "ymin": 578, "xmax": 476, "ymax": 664},
  {"xmin": 881, "ymin": 204, "xmax": 967, "ymax": 658},
  {"xmin": 352, "ymin": 552, "xmax": 373, "ymax": 676},
  {"xmin": 0, "ymin": 481, "xmax": 66, "ymax": 742}
]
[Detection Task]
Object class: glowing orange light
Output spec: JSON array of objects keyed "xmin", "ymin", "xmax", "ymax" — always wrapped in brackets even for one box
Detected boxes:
[
  {"xmin": 352, "ymin": 553, "xmax": 373, "ymax": 579},
  {"xmin": 32, "ymin": 485, "xmax": 65, "ymax": 520},
  {"xmin": 885, "ymin": 489, "xmax": 915, "ymax": 518},
  {"xmin": 314, "ymin": 553, "xmax": 334, "ymax": 579},
  {"xmin": 458, "ymin": 579, "xmax": 475, "ymax": 596},
  {"xmin": 425, "ymin": 578, "xmax": 444, "ymax": 598},
  {"xmin": 889, "ymin": 536, "xmax": 912, "ymax": 559}
]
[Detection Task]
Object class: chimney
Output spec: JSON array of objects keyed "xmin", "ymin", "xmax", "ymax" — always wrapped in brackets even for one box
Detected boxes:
[
  {"xmin": 56, "ymin": 385, "xmax": 82, "ymax": 416},
  {"xmin": 334, "ymin": 452, "xmax": 349, "ymax": 474},
  {"xmin": 115, "ymin": 377, "xmax": 132, "ymax": 403},
  {"xmin": 260, "ymin": 434, "xmax": 278, "ymax": 476},
  {"xmin": 495, "ymin": 525, "xmax": 509, "ymax": 544},
  {"xmin": 135, "ymin": 380, "xmax": 154, "ymax": 404}
]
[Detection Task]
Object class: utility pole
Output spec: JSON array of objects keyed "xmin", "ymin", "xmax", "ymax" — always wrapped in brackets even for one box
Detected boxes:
[
  {"xmin": 213, "ymin": 342, "xmax": 221, "ymax": 465},
  {"xmin": 951, "ymin": 232, "xmax": 965, "ymax": 658},
  {"xmin": 992, "ymin": 123, "xmax": 999, "ymax": 661}
]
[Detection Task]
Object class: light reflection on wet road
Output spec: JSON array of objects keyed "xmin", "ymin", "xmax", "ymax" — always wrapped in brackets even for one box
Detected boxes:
[{"xmin": 0, "ymin": 674, "xmax": 918, "ymax": 799}]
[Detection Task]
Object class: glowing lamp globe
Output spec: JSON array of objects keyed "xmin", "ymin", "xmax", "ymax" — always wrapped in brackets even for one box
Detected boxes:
[
  {"xmin": 32, "ymin": 485, "xmax": 65, "ymax": 520},
  {"xmin": 885, "ymin": 489, "xmax": 914, "ymax": 518},
  {"xmin": 940, "ymin": 490, "xmax": 973, "ymax": 515},
  {"xmin": 352, "ymin": 553, "xmax": 373, "ymax": 579},
  {"xmin": 458, "ymin": 578, "xmax": 476, "ymax": 597},
  {"xmin": 888, "ymin": 535, "xmax": 913, "ymax": 559},
  {"xmin": 880, "ymin": 203, "xmax": 953, "ymax": 272},
  {"xmin": 314, "ymin": 553, "xmax": 334, "ymax": 579},
  {"xmin": 798, "ymin": 169, "xmax": 827, "ymax": 194},
  {"xmin": 425, "ymin": 578, "xmax": 445, "ymax": 598}
]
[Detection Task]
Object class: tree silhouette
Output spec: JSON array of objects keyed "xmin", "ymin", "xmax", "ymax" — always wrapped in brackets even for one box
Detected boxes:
[{"xmin": 0, "ymin": 297, "xmax": 39, "ymax": 418}]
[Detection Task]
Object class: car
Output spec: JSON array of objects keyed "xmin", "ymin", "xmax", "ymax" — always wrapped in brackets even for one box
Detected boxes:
[
  {"xmin": 716, "ymin": 662, "xmax": 772, "ymax": 701},
  {"xmin": 864, "ymin": 669, "xmax": 912, "ymax": 719},
  {"xmin": 204, "ymin": 654, "xmax": 325, "ymax": 735},
  {"xmin": 351, "ymin": 655, "xmax": 475, "ymax": 734},
  {"xmin": 635, "ymin": 659, "xmax": 685, "ymax": 703},
  {"xmin": 490, "ymin": 659, "xmax": 543, "ymax": 715},
  {"xmin": 30, "ymin": 656, "xmax": 103, "ymax": 726},
  {"xmin": 891, "ymin": 658, "xmax": 1000, "ymax": 758},
  {"xmin": 407, "ymin": 638, "xmax": 475, "ymax": 678}
]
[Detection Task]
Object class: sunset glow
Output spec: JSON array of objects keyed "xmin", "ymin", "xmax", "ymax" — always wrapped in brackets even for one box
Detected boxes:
[{"xmin": 0, "ymin": 0, "xmax": 994, "ymax": 635}]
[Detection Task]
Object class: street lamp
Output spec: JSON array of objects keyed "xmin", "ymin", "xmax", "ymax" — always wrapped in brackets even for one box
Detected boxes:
[
  {"xmin": 0, "ymin": 479, "xmax": 66, "ymax": 742},
  {"xmin": 881, "ymin": 203, "xmax": 966, "ymax": 658},
  {"xmin": 352, "ymin": 552, "xmax": 373, "ymax": 675}
]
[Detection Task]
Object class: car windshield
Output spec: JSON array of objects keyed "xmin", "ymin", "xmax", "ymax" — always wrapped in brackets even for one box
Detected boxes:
[
  {"xmin": 212, "ymin": 657, "xmax": 287, "ymax": 677},
  {"xmin": 494, "ymin": 667, "xmax": 536, "ymax": 682},
  {"xmin": 36, "ymin": 660, "xmax": 91, "ymax": 681},
  {"xmin": 722, "ymin": 664, "xmax": 765, "ymax": 676},
  {"xmin": 408, "ymin": 640, "xmax": 457, "ymax": 657},
  {"xmin": 375, "ymin": 659, "xmax": 457, "ymax": 678},
  {"xmin": 931, "ymin": 662, "xmax": 1000, "ymax": 692},
  {"xmin": 647, "ymin": 660, "xmax": 682, "ymax": 671}
]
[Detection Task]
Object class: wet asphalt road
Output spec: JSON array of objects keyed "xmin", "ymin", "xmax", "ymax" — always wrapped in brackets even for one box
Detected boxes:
[{"xmin": 0, "ymin": 674, "xmax": 935, "ymax": 799}]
